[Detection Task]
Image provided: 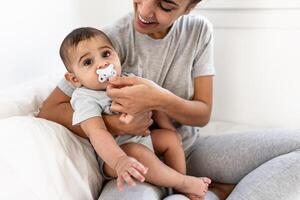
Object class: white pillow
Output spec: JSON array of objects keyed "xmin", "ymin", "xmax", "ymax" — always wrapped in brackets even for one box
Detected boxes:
[
  {"xmin": 0, "ymin": 116, "xmax": 102, "ymax": 200},
  {"xmin": 0, "ymin": 73, "xmax": 61, "ymax": 119}
]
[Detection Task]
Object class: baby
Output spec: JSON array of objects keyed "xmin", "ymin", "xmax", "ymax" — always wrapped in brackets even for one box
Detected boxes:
[{"xmin": 60, "ymin": 27, "xmax": 211, "ymax": 199}]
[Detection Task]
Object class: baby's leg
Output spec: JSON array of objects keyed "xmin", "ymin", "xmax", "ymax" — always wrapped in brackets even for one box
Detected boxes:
[
  {"xmin": 104, "ymin": 143, "xmax": 210, "ymax": 197},
  {"xmin": 151, "ymin": 129, "xmax": 186, "ymax": 174}
]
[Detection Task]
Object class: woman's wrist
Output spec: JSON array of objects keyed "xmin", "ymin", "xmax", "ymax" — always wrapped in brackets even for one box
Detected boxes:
[{"xmin": 154, "ymin": 87, "xmax": 176, "ymax": 112}]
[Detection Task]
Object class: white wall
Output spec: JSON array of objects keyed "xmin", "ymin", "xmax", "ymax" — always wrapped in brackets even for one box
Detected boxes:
[
  {"xmin": 194, "ymin": 0, "xmax": 300, "ymax": 128},
  {"xmin": 1, "ymin": 0, "xmax": 299, "ymax": 128},
  {"xmin": 0, "ymin": 0, "xmax": 132, "ymax": 90}
]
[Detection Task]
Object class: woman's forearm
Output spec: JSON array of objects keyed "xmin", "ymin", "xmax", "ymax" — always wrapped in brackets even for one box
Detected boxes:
[
  {"xmin": 37, "ymin": 87, "xmax": 88, "ymax": 138},
  {"xmin": 107, "ymin": 76, "xmax": 213, "ymax": 127},
  {"xmin": 39, "ymin": 101, "xmax": 124, "ymax": 137},
  {"xmin": 154, "ymin": 76, "xmax": 213, "ymax": 127},
  {"xmin": 157, "ymin": 91, "xmax": 211, "ymax": 127},
  {"xmin": 37, "ymin": 87, "xmax": 123, "ymax": 138}
]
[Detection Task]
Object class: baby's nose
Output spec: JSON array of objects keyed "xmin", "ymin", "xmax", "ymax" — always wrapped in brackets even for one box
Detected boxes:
[{"xmin": 97, "ymin": 63, "xmax": 109, "ymax": 69}]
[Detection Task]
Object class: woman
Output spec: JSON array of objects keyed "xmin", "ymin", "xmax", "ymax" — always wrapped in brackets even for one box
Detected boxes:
[{"xmin": 38, "ymin": 0, "xmax": 300, "ymax": 199}]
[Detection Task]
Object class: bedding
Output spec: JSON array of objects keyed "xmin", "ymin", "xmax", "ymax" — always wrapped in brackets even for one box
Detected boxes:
[
  {"xmin": 0, "ymin": 116, "xmax": 102, "ymax": 200},
  {"xmin": 0, "ymin": 74, "xmax": 266, "ymax": 199}
]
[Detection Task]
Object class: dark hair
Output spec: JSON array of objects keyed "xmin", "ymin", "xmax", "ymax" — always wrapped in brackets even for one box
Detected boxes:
[
  {"xmin": 59, "ymin": 27, "xmax": 113, "ymax": 71},
  {"xmin": 188, "ymin": 0, "xmax": 202, "ymax": 7}
]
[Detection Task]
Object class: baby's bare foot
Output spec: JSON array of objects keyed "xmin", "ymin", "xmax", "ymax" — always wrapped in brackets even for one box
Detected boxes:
[{"xmin": 175, "ymin": 176, "xmax": 211, "ymax": 197}]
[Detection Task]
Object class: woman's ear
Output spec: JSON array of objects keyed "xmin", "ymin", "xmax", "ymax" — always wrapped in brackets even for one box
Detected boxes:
[{"xmin": 65, "ymin": 72, "xmax": 82, "ymax": 88}]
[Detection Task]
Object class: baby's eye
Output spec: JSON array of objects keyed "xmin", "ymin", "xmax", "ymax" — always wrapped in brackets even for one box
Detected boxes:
[
  {"xmin": 102, "ymin": 50, "xmax": 111, "ymax": 58},
  {"xmin": 83, "ymin": 58, "xmax": 93, "ymax": 66}
]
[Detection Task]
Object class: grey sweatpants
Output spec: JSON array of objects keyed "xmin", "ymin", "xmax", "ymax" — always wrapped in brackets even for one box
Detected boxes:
[{"xmin": 99, "ymin": 129, "xmax": 300, "ymax": 200}]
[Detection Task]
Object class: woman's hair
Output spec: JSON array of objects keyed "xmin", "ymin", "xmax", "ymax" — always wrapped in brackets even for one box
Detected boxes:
[
  {"xmin": 188, "ymin": 0, "xmax": 202, "ymax": 7},
  {"xmin": 59, "ymin": 27, "xmax": 113, "ymax": 71}
]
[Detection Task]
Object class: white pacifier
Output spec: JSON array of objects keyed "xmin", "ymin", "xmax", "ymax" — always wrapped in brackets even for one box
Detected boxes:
[{"xmin": 96, "ymin": 64, "xmax": 117, "ymax": 83}]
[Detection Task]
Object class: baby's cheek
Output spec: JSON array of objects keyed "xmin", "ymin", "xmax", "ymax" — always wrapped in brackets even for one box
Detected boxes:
[{"xmin": 117, "ymin": 65, "xmax": 123, "ymax": 75}]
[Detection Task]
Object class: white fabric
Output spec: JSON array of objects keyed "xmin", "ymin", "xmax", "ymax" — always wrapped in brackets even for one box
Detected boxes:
[
  {"xmin": 0, "ymin": 74, "xmax": 103, "ymax": 200},
  {"xmin": 0, "ymin": 74, "xmax": 261, "ymax": 200},
  {"xmin": 0, "ymin": 116, "xmax": 102, "ymax": 200},
  {"xmin": 0, "ymin": 73, "xmax": 61, "ymax": 119}
]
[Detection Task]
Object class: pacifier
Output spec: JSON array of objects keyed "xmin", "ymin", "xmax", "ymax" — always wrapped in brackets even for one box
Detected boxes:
[{"xmin": 96, "ymin": 64, "xmax": 117, "ymax": 83}]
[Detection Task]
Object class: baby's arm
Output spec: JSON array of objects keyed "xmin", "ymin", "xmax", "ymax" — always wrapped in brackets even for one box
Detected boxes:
[{"xmin": 80, "ymin": 117, "xmax": 148, "ymax": 191}]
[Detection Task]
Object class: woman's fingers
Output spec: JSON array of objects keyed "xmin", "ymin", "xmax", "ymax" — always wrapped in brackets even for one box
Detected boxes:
[
  {"xmin": 106, "ymin": 85, "xmax": 126, "ymax": 99},
  {"xmin": 107, "ymin": 76, "xmax": 140, "ymax": 99},
  {"xmin": 111, "ymin": 101, "xmax": 124, "ymax": 113},
  {"xmin": 109, "ymin": 76, "xmax": 140, "ymax": 87}
]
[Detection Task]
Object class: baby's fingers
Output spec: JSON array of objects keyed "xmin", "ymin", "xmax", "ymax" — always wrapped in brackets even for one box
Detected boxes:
[
  {"xmin": 117, "ymin": 176, "xmax": 124, "ymax": 192},
  {"xmin": 132, "ymin": 161, "xmax": 148, "ymax": 175},
  {"xmin": 122, "ymin": 171, "xmax": 136, "ymax": 187},
  {"xmin": 128, "ymin": 167, "xmax": 146, "ymax": 182}
]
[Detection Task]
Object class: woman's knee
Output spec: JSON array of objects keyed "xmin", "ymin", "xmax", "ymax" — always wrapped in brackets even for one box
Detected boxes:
[{"xmin": 99, "ymin": 179, "xmax": 165, "ymax": 200}]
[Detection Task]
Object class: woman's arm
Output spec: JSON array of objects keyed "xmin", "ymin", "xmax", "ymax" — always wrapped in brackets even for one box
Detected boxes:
[
  {"xmin": 160, "ymin": 76, "xmax": 213, "ymax": 127},
  {"xmin": 107, "ymin": 75, "xmax": 213, "ymax": 127},
  {"xmin": 37, "ymin": 87, "xmax": 152, "ymax": 138},
  {"xmin": 37, "ymin": 87, "xmax": 88, "ymax": 138}
]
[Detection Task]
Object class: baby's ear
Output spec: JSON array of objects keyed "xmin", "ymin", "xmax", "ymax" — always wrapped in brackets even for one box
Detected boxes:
[{"xmin": 64, "ymin": 72, "xmax": 82, "ymax": 88}]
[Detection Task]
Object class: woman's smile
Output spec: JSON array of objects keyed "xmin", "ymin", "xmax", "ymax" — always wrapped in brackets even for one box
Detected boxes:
[{"xmin": 136, "ymin": 12, "xmax": 158, "ymax": 30}]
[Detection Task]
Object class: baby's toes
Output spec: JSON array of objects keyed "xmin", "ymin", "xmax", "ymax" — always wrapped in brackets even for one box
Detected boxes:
[{"xmin": 201, "ymin": 177, "xmax": 211, "ymax": 184}]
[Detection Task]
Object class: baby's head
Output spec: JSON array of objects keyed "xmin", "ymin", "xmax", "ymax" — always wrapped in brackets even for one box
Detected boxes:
[{"xmin": 60, "ymin": 27, "xmax": 122, "ymax": 90}]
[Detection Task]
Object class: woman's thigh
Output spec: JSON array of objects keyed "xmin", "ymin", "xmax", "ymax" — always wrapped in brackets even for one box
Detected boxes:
[
  {"xmin": 186, "ymin": 129, "xmax": 300, "ymax": 184},
  {"xmin": 227, "ymin": 150, "xmax": 300, "ymax": 200},
  {"xmin": 163, "ymin": 191, "xmax": 219, "ymax": 200},
  {"xmin": 99, "ymin": 180, "xmax": 166, "ymax": 200}
]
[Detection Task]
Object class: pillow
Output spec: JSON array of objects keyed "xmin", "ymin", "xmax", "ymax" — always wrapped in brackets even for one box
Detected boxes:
[
  {"xmin": 0, "ymin": 116, "xmax": 102, "ymax": 200},
  {"xmin": 0, "ymin": 73, "xmax": 61, "ymax": 120}
]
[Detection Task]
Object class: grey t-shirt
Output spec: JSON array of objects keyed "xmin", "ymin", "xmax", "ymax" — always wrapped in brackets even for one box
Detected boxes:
[{"xmin": 58, "ymin": 13, "xmax": 215, "ymax": 151}]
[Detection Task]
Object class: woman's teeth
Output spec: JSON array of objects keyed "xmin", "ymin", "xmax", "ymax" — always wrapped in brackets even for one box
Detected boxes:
[{"xmin": 138, "ymin": 14, "xmax": 153, "ymax": 24}]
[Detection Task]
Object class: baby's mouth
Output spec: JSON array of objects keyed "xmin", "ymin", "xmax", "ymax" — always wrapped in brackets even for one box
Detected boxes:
[{"xmin": 96, "ymin": 64, "xmax": 117, "ymax": 83}]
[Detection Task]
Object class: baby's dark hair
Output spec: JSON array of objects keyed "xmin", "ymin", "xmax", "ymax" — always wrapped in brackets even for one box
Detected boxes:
[{"xmin": 59, "ymin": 27, "xmax": 113, "ymax": 72}]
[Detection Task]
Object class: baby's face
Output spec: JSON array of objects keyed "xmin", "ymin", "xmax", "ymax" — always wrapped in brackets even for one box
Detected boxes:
[{"xmin": 68, "ymin": 35, "xmax": 122, "ymax": 90}]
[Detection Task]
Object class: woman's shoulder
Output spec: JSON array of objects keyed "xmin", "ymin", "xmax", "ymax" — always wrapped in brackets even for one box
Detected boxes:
[
  {"xmin": 102, "ymin": 13, "xmax": 133, "ymax": 38},
  {"xmin": 177, "ymin": 14, "xmax": 213, "ymax": 33}
]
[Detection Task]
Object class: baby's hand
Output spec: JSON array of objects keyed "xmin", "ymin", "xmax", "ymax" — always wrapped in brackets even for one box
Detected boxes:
[{"xmin": 115, "ymin": 155, "xmax": 148, "ymax": 191}]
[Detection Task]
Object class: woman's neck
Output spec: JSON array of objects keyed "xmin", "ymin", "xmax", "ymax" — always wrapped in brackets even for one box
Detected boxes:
[{"xmin": 148, "ymin": 26, "xmax": 172, "ymax": 39}]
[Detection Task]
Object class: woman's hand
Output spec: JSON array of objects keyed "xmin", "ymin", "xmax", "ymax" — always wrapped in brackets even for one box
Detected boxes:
[
  {"xmin": 107, "ymin": 76, "xmax": 170, "ymax": 115},
  {"xmin": 114, "ymin": 155, "xmax": 148, "ymax": 191}
]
